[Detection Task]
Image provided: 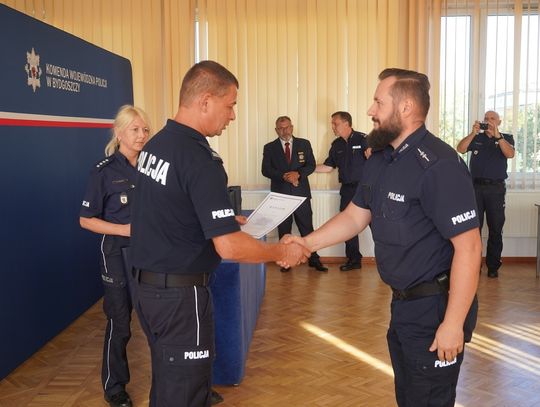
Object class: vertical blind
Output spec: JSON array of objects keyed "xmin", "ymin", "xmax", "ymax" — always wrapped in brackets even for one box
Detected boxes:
[
  {"xmin": 439, "ymin": 0, "xmax": 540, "ymax": 189},
  {"xmin": 196, "ymin": 0, "xmax": 440, "ymax": 189}
]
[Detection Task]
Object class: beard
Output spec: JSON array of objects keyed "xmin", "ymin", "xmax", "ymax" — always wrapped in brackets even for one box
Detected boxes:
[{"xmin": 367, "ymin": 112, "xmax": 403, "ymax": 150}]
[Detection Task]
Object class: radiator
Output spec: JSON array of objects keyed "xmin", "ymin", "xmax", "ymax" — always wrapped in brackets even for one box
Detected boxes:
[{"xmin": 241, "ymin": 190, "xmax": 538, "ymax": 257}]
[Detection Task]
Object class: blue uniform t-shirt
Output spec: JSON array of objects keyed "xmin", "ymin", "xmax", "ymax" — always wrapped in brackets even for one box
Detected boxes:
[
  {"xmin": 80, "ymin": 151, "xmax": 136, "ymax": 224},
  {"xmin": 353, "ymin": 125, "xmax": 479, "ymax": 290},
  {"xmin": 467, "ymin": 132, "xmax": 514, "ymax": 180},
  {"xmin": 323, "ymin": 130, "xmax": 368, "ymax": 185},
  {"xmin": 130, "ymin": 120, "xmax": 240, "ymax": 274}
]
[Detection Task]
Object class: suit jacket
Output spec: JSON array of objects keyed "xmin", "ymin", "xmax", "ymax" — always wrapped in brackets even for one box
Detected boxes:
[{"xmin": 261, "ymin": 136, "xmax": 316, "ymax": 198}]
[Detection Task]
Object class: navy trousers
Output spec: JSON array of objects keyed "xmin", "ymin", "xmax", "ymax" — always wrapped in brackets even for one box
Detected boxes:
[
  {"xmin": 474, "ymin": 183, "xmax": 506, "ymax": 272},
  {"xmin": 340, "ymin": 183, "xmax": 362, "ymax": 263},
  {"xmin": 100, "ymin": 235, "xmax": 132, "ymax": 398},
  {"xmin": 387, "ymin": 293, "xmax": 478, "ymax": 407},
  {"xmin": 132, "ymin": 278, "xmax": 214, "ymax": 407}
]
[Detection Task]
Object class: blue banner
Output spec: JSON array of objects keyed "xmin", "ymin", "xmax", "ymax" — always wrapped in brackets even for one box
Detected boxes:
[
  {"xmin": 0, "ymin": 4, "xmax": 132, "ymax": 121},
  {"xmin": 0, "ymin": 4, "xmax": 134, "ymax": 379}
]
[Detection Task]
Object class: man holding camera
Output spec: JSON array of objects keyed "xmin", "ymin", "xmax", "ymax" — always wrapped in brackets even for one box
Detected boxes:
[{"xmin": 456, "ymin": 111, "xmax": 515, "ymax": 278}]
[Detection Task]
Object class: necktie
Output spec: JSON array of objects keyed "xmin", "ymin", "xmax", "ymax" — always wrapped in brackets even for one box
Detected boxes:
[{"xmin": 285, "ymin": 142, "xmax": 291, "ymax": 164}]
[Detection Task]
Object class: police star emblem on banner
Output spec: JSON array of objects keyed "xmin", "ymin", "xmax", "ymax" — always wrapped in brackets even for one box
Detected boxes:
[{"xmin": 25, "ymin": 47, "xmax": 42, "ymax": 92}]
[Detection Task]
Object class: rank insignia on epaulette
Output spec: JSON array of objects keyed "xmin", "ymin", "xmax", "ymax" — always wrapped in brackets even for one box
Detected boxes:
[
  {"xmin": 417, "ymin": 147, "xmax": 430, "ymax": 163},
  {"xmin": 415, "ymin": 145, "xmax": 437, "ymax": 169},
  {"xmin": 96, "ymin": 157, "xmax": 111, "ymax": 169}
]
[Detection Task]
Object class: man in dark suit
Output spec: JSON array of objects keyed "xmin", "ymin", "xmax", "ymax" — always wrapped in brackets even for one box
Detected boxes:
[{"xmin": 262, "ymin": 116, "xmax": 328, "ymax": 272}]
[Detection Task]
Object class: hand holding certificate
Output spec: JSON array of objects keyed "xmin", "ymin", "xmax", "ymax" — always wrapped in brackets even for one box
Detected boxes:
[{"xmin": 240, "ymin": 192, "xmax": 306, "ymax": 239}]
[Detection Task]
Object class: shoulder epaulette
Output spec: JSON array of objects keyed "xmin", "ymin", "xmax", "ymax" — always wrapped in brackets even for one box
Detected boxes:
[
  {"xmin": 196, "ymin": 140, "xmax": 223, "ymax": 162},
  {"xmin": 95, "ymin": 155, "xmax": 115, "ymax": 171},
  {"xmin": 354, "ymin": 131, "xmax": 368, "ymax": 138},
  {"xmin": 414, "ymin": 144, "xmax": 438, "ymax": 169}
]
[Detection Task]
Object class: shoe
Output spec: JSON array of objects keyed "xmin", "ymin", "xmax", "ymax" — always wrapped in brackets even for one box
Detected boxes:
[
  {"xmin": 340, "ymin": 260, "xmax": 362, "ymax": 271},
  {"xmin": 105, "ymin": 390, "xmax": 132, "ymax": 407},
  {"xmin": 487, "ymin": 270, "xmax": 499, "ymax": 278},
  {"xmin": 309, "ymin": 262, "xmax": 328, "ymax": 272},
  {"xmin": 280, "ymin": 266, "xmax": 291, "ymax": 272},
  {"xmin": 211, "ymin": 389, "xmax": 224, "ymax": 405}
]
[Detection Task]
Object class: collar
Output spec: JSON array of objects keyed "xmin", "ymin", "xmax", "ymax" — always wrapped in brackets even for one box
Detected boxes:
[
  {"xmin": 165, "ymin": 119, "xmax": 210, "ymax": 146},
  {"xmin": 114, "ymin": 150, "xmax": 133, "ymax": 167},
  {"xmin": 279, "ymin": 137, "xmax": 293, "ymax": 148},
  {"xmin": 386, "ymin": 124, "xmax": 428, "ymax": 162},
  {"xmin": 340, "ymin": 129, "xmax": 354, "ymax": 142}
]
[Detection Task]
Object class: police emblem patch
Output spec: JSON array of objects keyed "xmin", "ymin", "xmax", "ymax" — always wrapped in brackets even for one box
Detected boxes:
[
  {"xmin": 120, "ymin": 192, "xmax": 128, "ymax": 205},
  {"xmin": 25, "ymin": 48, "xmax": 42, "ymax": 93}
]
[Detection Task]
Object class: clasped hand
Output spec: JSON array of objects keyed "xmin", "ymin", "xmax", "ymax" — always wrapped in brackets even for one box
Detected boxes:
[
  {"xmin": 277, "ymin": 234, "xmax": 311, "ymax": 268},
  {"xmin": 283, "ymin": 171, "xmax": 300, "ymax": 187}
]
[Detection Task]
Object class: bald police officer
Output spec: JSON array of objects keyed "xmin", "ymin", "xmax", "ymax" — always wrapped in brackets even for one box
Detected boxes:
[
  {"xmin": 456, "ymin": 111, "xmax": 515, "ymax": 278},
  {"xmin": 284, "ymin": 68, "xmax": 481, "ymax": 407},
  {"xmin": 130, "ymin": 61, "xmax": 309, "ymax": 407}
]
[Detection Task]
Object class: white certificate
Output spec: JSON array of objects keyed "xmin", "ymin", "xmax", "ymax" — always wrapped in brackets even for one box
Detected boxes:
[{"xmin": 241, "ymin": 192, "xmax": 306, "ymax": 239}]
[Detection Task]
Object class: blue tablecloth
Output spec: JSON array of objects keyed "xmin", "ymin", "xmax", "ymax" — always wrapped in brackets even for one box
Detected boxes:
[{"xmin": 210, "ymin": 260, "xmax": 266, "ymax": 385}]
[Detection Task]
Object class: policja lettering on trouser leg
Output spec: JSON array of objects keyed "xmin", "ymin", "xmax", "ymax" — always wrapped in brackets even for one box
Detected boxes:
[
  {"xmin": 133, "ymin": 277, "xmax": 215, "ymax": 407},
  {"xmin": 387, "ymin": 292, "xmax": 478, "ymax": 407}
]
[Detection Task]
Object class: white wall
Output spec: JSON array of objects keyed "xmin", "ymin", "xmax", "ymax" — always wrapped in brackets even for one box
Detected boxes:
[{"xmin": 242, "ymin": 190, "xmax": 539, "ymax": 257}]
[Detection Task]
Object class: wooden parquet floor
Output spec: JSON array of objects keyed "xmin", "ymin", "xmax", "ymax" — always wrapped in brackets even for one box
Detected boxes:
[{"xmin": 1, "ymin": 262, "xmax": 539, "ymax": 407}]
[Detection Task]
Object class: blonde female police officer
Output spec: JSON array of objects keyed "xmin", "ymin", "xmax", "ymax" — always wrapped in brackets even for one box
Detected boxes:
[{"xmin": 80, "ymin": 105, "xmax": 151, "ymax": 407}]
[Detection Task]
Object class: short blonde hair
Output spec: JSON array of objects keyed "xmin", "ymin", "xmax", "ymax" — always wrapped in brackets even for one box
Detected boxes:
[{"xmin": 104, "ymin": 105, "xmax": 151, "ymax": 156}]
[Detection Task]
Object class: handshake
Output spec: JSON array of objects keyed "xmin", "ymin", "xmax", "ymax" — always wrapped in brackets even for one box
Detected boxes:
[{"xmin": 276, "ymin": 234, "xmax": 311, "ymax": 268}]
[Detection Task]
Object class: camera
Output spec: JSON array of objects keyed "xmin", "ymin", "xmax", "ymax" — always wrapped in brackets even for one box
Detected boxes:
[{"xmin": 479, "ymin": 122, "xmax": 489, "ymax": 131}]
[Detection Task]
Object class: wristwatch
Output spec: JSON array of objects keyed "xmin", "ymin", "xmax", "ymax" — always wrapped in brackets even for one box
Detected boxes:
[{"xmin": 495, "ymin": 135, "xmax": 502, "ymax": 140}]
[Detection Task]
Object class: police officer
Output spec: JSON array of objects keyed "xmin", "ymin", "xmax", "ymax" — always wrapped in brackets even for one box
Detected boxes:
[
  {"xmin": 80, "ymin": 105, "xmax": 151, "ymax": 407},
  {"xmin": 456, "ymin": 111, "xmax": 515, "ymax": 278},
  {"xmin": 315, "ymin": 111, "xmax": 370, "ymax": 271},
  {"xmin": 284, "ymin": 68, "xmax": 481, "ymax": 407},
  {"xmin": 129, "ymin": 61, "xmax": 309, "ymax": 407}
]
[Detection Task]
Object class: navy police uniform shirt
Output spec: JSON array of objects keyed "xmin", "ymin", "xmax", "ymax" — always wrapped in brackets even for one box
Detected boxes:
[
  {"xmin": 353, "ymin": 125, "xmax": 479, "ymax": 290},
  {"xmin": 80, "ymin": 151, "xmax": 136, "ymax": 224},
  {"xmin": 323, "ymin": 130, "xmax": 368, "ymax": 185},
  {"xmin": 467, "ymin": 132, "xmax": 514, "ymax": 180},
  {"xmin": 130, "ymin": 120, "xmax": 240, "ymax": 275}
]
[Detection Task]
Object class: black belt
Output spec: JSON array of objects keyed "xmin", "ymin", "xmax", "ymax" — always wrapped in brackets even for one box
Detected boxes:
[
  {"xmin": 133, "ymin": 269, "xmax": 210, "ymax": 288},
  {"xmin": 473, "ymin": 178, "xmax": 504, "ymax": 185},
  {"xmin": 391, "ymin": 273, "xmax": 449, "ymax": 301}
]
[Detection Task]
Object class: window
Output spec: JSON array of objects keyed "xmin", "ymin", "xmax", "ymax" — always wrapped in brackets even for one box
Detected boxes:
[{"xmin": 440, "ymin": 1, "xmax": 540, "ymax": 190}]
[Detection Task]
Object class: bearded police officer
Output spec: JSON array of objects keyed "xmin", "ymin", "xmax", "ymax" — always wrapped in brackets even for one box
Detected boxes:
[
  {"xmin": 129, "ymin": 60, "xmax": 309, "ymax": 407},
  {"xmin": 284, "ymin": 68, "xmax": 481, "ymax": 407},
  {"xmin": 456, "ymin": 111, "xmax": 515, "ymax": 278}
]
